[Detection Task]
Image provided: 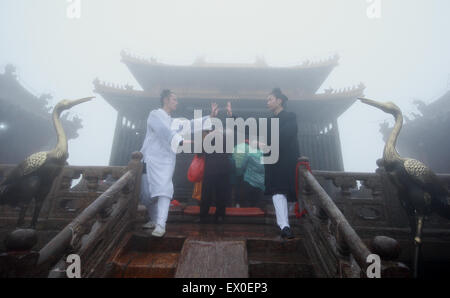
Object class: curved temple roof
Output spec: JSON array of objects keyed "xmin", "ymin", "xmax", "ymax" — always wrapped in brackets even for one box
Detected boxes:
[
  {"xmin": 120, "ymin": 50, "xmax": 340, "ymax": 99},
  {"xmin": 93, "ymin": 78, "xmax": 365, "ymax": 122}
]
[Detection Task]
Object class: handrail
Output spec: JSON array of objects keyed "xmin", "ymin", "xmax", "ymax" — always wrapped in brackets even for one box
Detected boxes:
[
  {"xmin": 299, "ymin": 163, "xmax": 372, "ymax": 273},
  {"xmin": 37, "ymin": 171, "xmax": 133, "ymax": 266},
  {"xmin": 311, "ymin": 170, "xmax": 377, "ymax": 178},
  {"xmin": 312, "ymin": 169, "xmax": 450, "ymax": 180},
  {"xmin": 37, "ymin": 152, "xmax": 143, "ymax": 270}
]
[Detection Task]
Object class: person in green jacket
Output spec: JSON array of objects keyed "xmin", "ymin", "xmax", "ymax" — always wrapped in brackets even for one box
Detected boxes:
[{"xmin": 232, "ymin": 140, "xmax": 265, "ymax": 209}]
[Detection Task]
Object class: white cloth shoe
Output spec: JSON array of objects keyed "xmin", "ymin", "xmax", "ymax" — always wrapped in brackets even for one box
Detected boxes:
[
  {"xmin": 151, "ymin": 224, "xmax": 166, "ymax": 237},
  {"xmin": 142, "ymin": 221, "xmax": 156, "ymax": 229}
]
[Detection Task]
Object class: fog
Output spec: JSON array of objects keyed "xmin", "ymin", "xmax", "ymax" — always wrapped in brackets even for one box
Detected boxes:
[{"xmin": 1, "ymin": 0, "xmax": 449, "ymax": 172}]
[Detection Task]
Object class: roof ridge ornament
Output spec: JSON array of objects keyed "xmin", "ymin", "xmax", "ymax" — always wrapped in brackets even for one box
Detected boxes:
[
  {"xmin": 316, "ymin": 82, "xmax": 365, "ymax": 98},
  {"xmin": 121, "ymin": 49, "xmax": 155, "ymax": 65},
  {"xmin": 297, "ymin": 54, "xmax": 339, "ymax": 69},
  {"xmin": 254, "ymin": 56, "xmax": 267, "ymax": 66},
  {"xmin": 4, "ymin": 64, "xmax": 17, "ymax": 78},
  {"xmin": 193, "ymin": 56, "xmax": 207, "ymax": 65},
  {"xmin": 121, "ymin": 49, "xmax": 339, "ymax": 70},
  {"xmin": 324, "ymin": 87, "xmax": 334, "ymax": 94},
  {"xmin": 93, "ymin": 78, "xmax": 135, "ymax": 92}
]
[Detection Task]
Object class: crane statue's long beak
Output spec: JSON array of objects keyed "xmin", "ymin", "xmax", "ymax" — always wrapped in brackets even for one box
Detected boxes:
[
  {"xmin": 358, "ymin": 97, "xmax": 384, "ymax": 109},
  {"xmin": 67, "ymin": 96, "xmax": 95, "ymax": 108},
  {"xmin": 358, "ymin": 97, "xmax": 401, "ymax": 116}
]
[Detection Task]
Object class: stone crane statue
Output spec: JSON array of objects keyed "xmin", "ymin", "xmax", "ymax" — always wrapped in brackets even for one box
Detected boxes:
[
  {"xmin": 359, "ymin": 97, "xmax": 450, "ymax": 278},
  {"xmin": 0, "ymin": 97, "xmax": 94, "ymax": 228}
]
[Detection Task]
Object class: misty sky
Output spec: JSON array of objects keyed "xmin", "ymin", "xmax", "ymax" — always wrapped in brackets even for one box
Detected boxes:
[{"xmin": 1, "ymin": 0, "xmax": 449, "ymax": 173}]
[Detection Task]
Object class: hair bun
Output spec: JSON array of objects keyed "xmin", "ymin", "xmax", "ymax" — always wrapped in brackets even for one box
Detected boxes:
[{"xmin": 271, "ymin": 87, "xmax": 288, "ymax": 102}]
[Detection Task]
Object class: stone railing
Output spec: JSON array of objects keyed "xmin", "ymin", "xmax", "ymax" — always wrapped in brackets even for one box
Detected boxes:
[
  {"xmin": 0, "ymin": 152, "xmax": 143, "ymax": 278},
  {"xmin": 311, "ymin": 159, "xmax": 450, "ymax": 234},
  {"xmin": 39, "ymin": 152, "xmax": 143, "ymax": 277},
  {"xmin": 0, "ymin": 163, "xmax": 129, "ymax": 231},
  {"xmin": 297, "ymin": 157, "xmax": 411, "ymax": 278}
]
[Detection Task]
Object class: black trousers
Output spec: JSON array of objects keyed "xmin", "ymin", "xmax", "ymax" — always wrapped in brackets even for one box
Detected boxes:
[
  {"xmin": 200, "ymin": 173, "xmax": 231, "ymax": 218},
  {"xmin": 238, "ymin": 181, "xmax": 264, "ymax": 208}
]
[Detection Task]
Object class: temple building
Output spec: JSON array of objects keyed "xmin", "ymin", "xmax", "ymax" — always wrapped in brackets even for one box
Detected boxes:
[
  {"xmin": 0, "ymin": 65, "xmax": 83, "ymax": 164},
  {"xmin": 94, "ymin": 51, "xmax": 365, "ymax": 199},
  {"xmin": 380, "ymin": 89, "xmax": 450, "ymax": 173}
]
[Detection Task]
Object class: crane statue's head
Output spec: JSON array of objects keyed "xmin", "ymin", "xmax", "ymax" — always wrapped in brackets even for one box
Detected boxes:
[
  {"xmin": 54, "ymin": 97, "xmax": 94, "ymax": 115},
  {"xmin": 358, "ymin": 97, "xmax": 401, "ymax": 116}
]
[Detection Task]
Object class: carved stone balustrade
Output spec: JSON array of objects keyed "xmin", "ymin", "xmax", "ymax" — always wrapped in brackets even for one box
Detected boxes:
[
  {"xmin": 297, "ymin": 156, "xmax": 450, "ymax": 277},
  {"xmin": 36, "ymin": 152, "xmax": 143, "ymax": 277},
  {"xmin": 310, "ymin": 166, "xmax": 450, "ymax": 234},
  {"xmin": 0, "ymin": 164, "xmax": 128, "ymax": 231},
  {"xmin": 297, "ymin": 157, "xmax": 413, "ymax": 278}
]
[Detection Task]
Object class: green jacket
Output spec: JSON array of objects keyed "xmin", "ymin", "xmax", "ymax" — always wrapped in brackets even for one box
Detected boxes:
[{"xmin": 232, "ymin": 143, "xmax": 265, "ymax": 191}]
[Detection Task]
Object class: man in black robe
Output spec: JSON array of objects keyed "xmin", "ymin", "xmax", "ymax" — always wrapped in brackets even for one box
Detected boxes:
[
  {"xmin": 226, "ymin": 88, "xmax": 299, "ymax": 238},
  {"xmin": 265, "ymin": 88, "xmax": 299, "ymax": 239}
]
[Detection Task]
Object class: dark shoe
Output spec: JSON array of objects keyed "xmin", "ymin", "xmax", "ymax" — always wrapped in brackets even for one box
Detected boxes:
[
  {"xmin": 214, "ymin": 216, "xmax": 225, "ymax": 224},
  {"xmin": 281, "ymin": 227, "xmax": 294, "ymax": 239}
]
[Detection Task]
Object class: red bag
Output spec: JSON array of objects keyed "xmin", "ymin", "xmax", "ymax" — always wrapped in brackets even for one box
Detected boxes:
[{"xmin": 187, "ymin": 154, "xmax": 205, "ymax": 183}]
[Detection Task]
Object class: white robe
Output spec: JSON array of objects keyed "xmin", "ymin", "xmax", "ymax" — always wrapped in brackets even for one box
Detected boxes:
[{"xmin": 140, "ymin": 108, "xmax": 209, "ymax": 200}]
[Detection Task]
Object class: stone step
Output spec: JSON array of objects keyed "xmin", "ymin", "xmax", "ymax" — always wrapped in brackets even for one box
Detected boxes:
[
  {"xmin": 247, "ymin": 238, "xmax": 309, "ymax": 257},
  {"xmin": 111, "ymin": 251, "xmax": 180, "ymax": 278},
  {"xmin": 137, "ymin": 204, "xmax": 301, "ymax": 226},
  {"xmin": 248, "ymin": 260, "xmax": 316, "ymax": 278},
  {"xmin": 175, "ymin": 239, "xmax": 248, "ymax": 278},
  {"xmin": 134, "ymin": 223, "xmax": 305, "ymax": 240},
  {"xmin": 107, "ymin": 224, "xmax": 315, "ymax": 278},
  {"xmin": 108, "ymin": 233, "xmax": 185, "ymax": 278},
  {"xmin": 183, "ymin": 206, "xmax": 265, "ymax": 217},
  {"xmin": 246, "ymin": 238, "xmax": 316, "ymax": 278}
]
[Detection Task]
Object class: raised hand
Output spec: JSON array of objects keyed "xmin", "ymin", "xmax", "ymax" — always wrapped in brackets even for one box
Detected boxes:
[
  {"xmin": 210, "ymin": 102, "xmax": 219, "ymax": 117},
  {"xmin": 226, "ymin": 101, "xmax": 233, "ymax": 117},
  {"xmin": 257, "ymin": 141, "xmax": 268, "ymax": 152}
]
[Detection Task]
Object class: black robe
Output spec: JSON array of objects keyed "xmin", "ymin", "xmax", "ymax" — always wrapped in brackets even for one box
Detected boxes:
[
  {"xmin": 200, "ymin": 130, "xmax": 232, "ymax": 218},
  {"xmin": 264, "ymin": 110, "xmax": 300, "ymax": 202}
]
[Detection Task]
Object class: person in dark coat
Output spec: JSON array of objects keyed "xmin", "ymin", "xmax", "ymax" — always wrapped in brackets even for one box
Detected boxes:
[
  {"xmin": 198, "ymin": 129, "xmax": 232, "ymax": 223},
  {"xmin": 264, "ymin": 88, "xmax": 299, "ymax": 238},
  {"xmin": 225, "ymin": 90, "xmax": 300, "ymax": 238}
]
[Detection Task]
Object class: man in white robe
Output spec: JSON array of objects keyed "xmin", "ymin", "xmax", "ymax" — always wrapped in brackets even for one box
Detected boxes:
[{"xmin": 140, "ymin": 89, "xmax": 218, "ymax": 237}]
